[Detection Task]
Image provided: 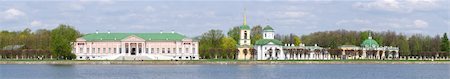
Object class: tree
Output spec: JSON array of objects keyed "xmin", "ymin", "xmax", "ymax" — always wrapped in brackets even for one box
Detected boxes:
[
  {"xmin": 221, "ymin": 36, "xmax": 237, "ymax": 49},
  {"xmin": 441, "ymin": 33, "xmax": 449, "ymax": 52},
  {"xmin": 398, "ymin": 34, "xmax": 410, "ymax": 56},
  {"xmin": 227, "ymin": 26, "xmax": 240, "ymax": 43},
  {"xmin": 293, "ymin": 35, "xmax": 301, "ymax": 46},
  {"xmin": 251, "ymin": 25, "xmax": 263, "ymax": 45},
  {"xmin": 199, "ymin": 29, "xmax": 224, "ymax": 50},
  {"xmin": 50, "ymin": 24, "xmax": 80, "ymax": 60}
]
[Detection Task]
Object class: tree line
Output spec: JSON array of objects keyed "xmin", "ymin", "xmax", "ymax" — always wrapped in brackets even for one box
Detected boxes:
[
  {"xmin": 197, "ymin": 27, "xmax": 450, "ymax": 59},
  {"xmin": 0, "ymin": 24, "xmax": 80, "ymax": 60}
]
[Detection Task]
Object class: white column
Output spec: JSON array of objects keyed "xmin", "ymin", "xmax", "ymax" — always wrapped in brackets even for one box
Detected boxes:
[
  {"xmin": 271, "ymin": 47, "xmax": 275, "ymax": 60},
  {"xmin": 128, "ymin": 43, "xmax": 131, "ymax": 55},
  {"xmin": 176, "ymin": 42, "xmax": 179, "ymax": 55},
  {"xmin": 121, "ymin": 42, "xmax": 125, "ymax": 55},
  {"xmin": 89, "ymin": 43, "xmax": 92, "ymax": 54},
  {"xmin": 116, "ymin": 44, "xmax": 119, "ymax": 54},
  {"xmin": 257, "ymin": 46, "xmax": 261, "ymax": 60},
  {"xmin": 182, "ymin": 43, "xmax": 185, "ymax": 53},
  {"xmin": 280, "ymin": 47, "xmax": 285, "ymax": 60}
]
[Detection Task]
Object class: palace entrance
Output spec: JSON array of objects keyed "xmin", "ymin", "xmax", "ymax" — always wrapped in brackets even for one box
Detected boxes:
[{"xmin": 131, "ymin": 48, "xmax": 136, "ymax": 55}]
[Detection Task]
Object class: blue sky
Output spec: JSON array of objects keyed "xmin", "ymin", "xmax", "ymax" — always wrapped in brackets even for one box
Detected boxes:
[{"xmin": 0, "ymin": 0, "xmax": 449, "ymax": 37}]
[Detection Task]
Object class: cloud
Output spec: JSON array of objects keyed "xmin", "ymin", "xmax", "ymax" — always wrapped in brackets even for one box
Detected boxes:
[
  {"xmin": 145, "ymin": 6, "xmax": 156, "ymax": 12},
  {"xmin": 336, "ymin": 19, "xmax": 371, "ymax": 25},
  {"xmin": 413, "ymin": 19, "xmax": 428, "ymax": 28},
  {"xmin": 353, "ymin": 0, "xmax": 440, "ymax": 13},
  {"xmin": 30, "ymin": 20, "xmax": 43, "ymax": 26},
  {"xmin": 275, "ymin": 11, "xmax": 310, "ymax": 18},
  {"xmin": 0, "ymin": 8, "xmax": 26, "ymax": 21}
]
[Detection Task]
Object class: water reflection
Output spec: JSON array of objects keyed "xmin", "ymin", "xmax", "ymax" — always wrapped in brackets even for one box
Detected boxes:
[{"xmin": 0, "ymin": 64, "xmax": 448, "ymax": 79}]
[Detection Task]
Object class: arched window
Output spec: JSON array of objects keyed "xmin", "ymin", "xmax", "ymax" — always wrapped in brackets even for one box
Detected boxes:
[{"xmin": 244, "ymin": 31, "xmax": 248, "ymax": 39}]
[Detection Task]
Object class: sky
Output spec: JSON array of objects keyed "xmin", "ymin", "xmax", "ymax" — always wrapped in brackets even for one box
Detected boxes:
[{"xmin": 0, "ymin": 0, "xmax": 449, "ymax": 37}]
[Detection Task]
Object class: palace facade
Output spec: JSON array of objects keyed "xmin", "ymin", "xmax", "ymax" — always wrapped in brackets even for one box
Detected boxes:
[{"xmin": 72, "ymin": 32, "xmax": 199, "ymax": 60}]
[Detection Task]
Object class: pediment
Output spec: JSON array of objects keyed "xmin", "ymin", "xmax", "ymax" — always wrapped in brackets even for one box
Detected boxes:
[
  {"xmin": 121, "ymin": 35, "xmax": 145, "ymax": 42},
  {"xmin": 76, "ymin": 38, "xmax": 86, "ymax": 41}
]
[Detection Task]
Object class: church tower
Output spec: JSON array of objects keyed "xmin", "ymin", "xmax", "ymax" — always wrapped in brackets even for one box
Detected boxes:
[
  {"xmin": 263, "ymin": 25, "xmax": 274, "ymax": 39},
  {"xmin": 239, "ymin": 11, "xmax": 251, "ymax": 45},
  {"xmin": 237, "ymin": 9, "xmax": 252, "ymax": 60}
]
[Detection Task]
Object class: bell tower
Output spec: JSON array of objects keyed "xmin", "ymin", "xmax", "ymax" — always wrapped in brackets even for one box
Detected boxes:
[{"xmin": 237, "ymin": 8, "xmax": 252, "ymax": 60}]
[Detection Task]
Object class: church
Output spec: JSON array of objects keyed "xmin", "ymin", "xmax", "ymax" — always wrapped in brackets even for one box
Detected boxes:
[
  {"xmin": 72, "ymin": 32, "xmax": 199, "ymax": 60},
  {"xmin": 235, "ymin": 11, "xmax": 330, "ymax": 60}
]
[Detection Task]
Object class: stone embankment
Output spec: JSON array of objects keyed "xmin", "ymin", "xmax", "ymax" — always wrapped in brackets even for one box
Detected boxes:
[{"xmin": 0, "ymin": 60, "xmax": 449, "ymax": 65}]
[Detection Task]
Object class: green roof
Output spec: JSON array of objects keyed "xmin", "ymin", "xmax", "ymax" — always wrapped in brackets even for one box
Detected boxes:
[
  {"xmin": 263, "ymin": 25, "xmax": 274, "ymax": 31},
  {"xmin": 240, "ymin": 25, "xmax": 251, "ymax": 30},
  {"xmin": 81, "ymin": 33, "xmax": 187, "ymax": 41},
  {"xmin": 255, "ymin": 39, "xmax": 283, "ymax": 45},
  {"xmin": 360, "ymin": 37, "xmax": 379, "ymax": 48}
]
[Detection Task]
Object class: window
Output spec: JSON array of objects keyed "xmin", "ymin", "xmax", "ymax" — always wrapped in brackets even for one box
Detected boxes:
[
  {"xmin": 186, "ymin": 48, "xmax": 189, "ymax": 53},
  {"xmin": 103, "ymin": 48, "xmax": 106, "ymax": 54},
  {"xmin": 114, "ymin": 48, "xmax": 116, "ymax": 53},
  {"xmin": 162, "ymin": 48, "xmax": 165, "ymax": 53},
  {"xmin": 108, "ymin": 48, "xmax": 111, "ymax": 53},
  {"xmin": 79, "ymin": 48, "xmax": 83, "ymax": 53},
  {"xmin": 98, "ymin": 48, "xmax": 100, "ymax": 53},
  {"xmin": 119, "ymin": 48, "xmax": 122, "ymax": 54},
  {"xmin": 93, "ymin": 48, "xmax": 96, "ymax": 53},
  {"xmin": 156, "ymin": 48, "xmax": 159, "ymax": 53},
  {"xmin": 244, "ymin": 31, "xmax": 248, "ymax": 39},
  {"xmin": 87, "ymin": 48, "xmax": 90, "ymax": 53},
  {"xmin": 173, "ymin": 48, "xmax": 176, "ymax": 53},
  {"xmin": 151, "ymin": 48, "xmax": 154, "ymax": 53},
  {"xmin": 126, "ymin": 48, "xmax": 129, "ymax": 53},
  {"xmin": 139, "ymin": 48, "xmax": 142, "ymax": 53},
  {"xmin": 146, "ymin": 48, "xmax": 149, "ymax": 53},
  {"xmin": 167, "ymin": 48, "xmax": 170, "ymax": 53}
]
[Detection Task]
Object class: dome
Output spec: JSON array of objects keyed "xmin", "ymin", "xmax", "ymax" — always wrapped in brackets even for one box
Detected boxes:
[
  {"xmin": 240, "ymin": 25, "xmax": 251, "ymax": 30},
  {"xmin": 360, "ymin": 37, "xmax": 379, "ymax": 48},
  {"xmin": 263, "ymin": 25, "xmax": 274, "ymax": 32}
]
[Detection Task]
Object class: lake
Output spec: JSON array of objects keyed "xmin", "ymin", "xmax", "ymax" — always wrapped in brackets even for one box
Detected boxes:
[{"xmin": 0, "ymin": 64, "xmax": 448, "ymax": 79}]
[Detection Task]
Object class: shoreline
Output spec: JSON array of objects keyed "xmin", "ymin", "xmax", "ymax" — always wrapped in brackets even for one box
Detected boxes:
[{"xmin": 0, "ymin": 60, "xmax": 449, "ymax": 65}]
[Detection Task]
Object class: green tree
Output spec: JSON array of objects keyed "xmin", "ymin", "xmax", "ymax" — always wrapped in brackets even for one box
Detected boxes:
[
  {"xmin": 221, "ymin": 36, "xmax": 237, "ymax": 49},
  {"xmin": 250, "ymin": 25, "xmax": 263, "ymax": 45},
  {"xmin": 227, "ymin": 26, "xmax": 240, "ymax": 43},
  {"xmin": 199, "ymin": 29, "xmax": 224, "ymax": 50},
  {"xmin": 293, "ymin": 35, "xmax": 302, "ymax": 46},
  {"xmin": 50, "ymin": 24, "xmax": 80, "ymax": 60},
  {"xmin": 398, "ymin": 34, "xmax": 410, "ymax": 55},
  {"xmin": 441, "ymin": 33, "xmax": 449, "ymax": 56}
]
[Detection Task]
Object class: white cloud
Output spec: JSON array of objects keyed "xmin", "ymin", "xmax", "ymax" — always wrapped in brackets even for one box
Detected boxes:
[
  {"xmin": 336, "ymin": 19, "xmax": 371, "ymax": 25},
  {"xmin": 275, "ymin": 11, "xmax": 310, "ymax": 18},
  {"xmin": 145, "ymin": 6, "xmax": 156, "ymax": 12},
  {"xmin": 30, "ymin": 20, "xmax": 43, "ymax": 26},
  {"xmin": 0, "ymin": 8, "xmax": 26, "ymax": 21},
  {"xmin": 353, "ymin": 0, "xmax": 440, "ymax": 13},
  {"xmin": 413, "ymin": 19, "xmax": 428, "ymax": 28}
]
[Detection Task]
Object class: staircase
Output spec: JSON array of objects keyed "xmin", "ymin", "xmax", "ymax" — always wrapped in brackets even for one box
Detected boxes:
[{"xmin": 115, "ymin": 55, "xmax": 152, "ymax": 60}]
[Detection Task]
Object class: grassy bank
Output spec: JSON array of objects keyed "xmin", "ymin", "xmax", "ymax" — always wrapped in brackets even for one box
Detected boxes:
[{"xmin": 0, "ymin": 60, "xmax": 449, "ymax": 65}]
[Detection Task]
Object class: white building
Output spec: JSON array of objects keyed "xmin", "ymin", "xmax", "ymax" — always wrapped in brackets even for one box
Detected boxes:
[{"xmin": 73, "ymin": 32, "xmax": 199, "ymax": 60}]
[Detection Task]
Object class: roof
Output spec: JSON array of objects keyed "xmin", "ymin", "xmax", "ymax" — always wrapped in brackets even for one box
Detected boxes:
[
  {"xmin": 81, "ymin": 33, "xmax": 187, "ymax": 41},
  {"xmin": 239, "ymin": 25, "xmax": 251, "ymax": 30},
  {"xmin": 2, "ymin": 45, "xmax": 24, "ymax": 50},
  {"xmin": 255, "ymin": 39, "xmax": 283, "ymax": 45},
  {"xmin": 263, "ymin": 25, "xmax": 274, "ymax": 31},
  {"xmin": 360, "ymin": 37, "xmax": 379, "ymax": 48}
]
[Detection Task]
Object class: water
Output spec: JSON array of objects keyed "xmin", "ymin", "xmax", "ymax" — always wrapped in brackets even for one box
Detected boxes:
[{"xmin": 0, "ymin": 64, "xmax": 449, "ymax": 79}]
